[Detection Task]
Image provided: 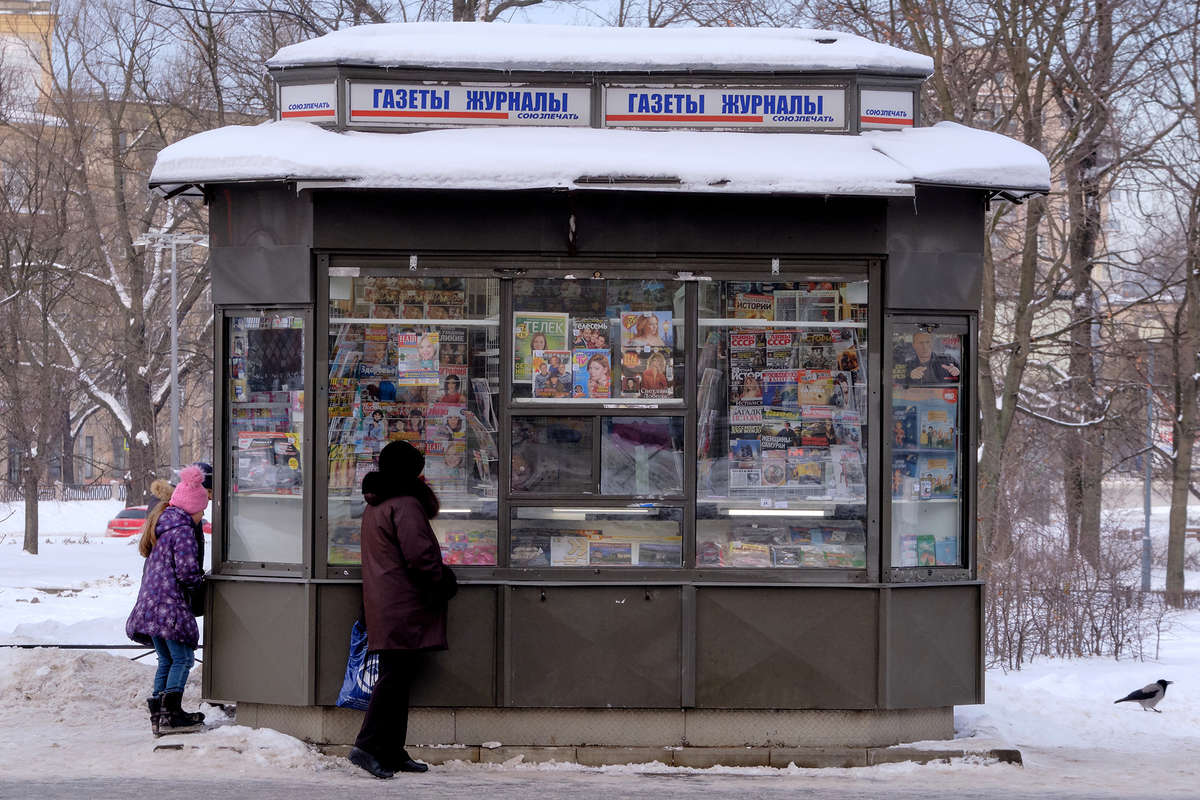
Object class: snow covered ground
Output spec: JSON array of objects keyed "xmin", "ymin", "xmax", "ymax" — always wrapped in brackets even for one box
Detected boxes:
[{"xmin": 1, "ymin": 501, "xmax": 1198, "ymax": 797}]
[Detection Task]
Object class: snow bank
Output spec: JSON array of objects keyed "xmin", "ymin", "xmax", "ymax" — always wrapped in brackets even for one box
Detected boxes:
[
  {"xmin": 150, "ymin": 121, "xmax": 1049, "ymax": 196},
  {"xmin": 268, "ymin": 23, "xmax": 934, "ymax": 76}
]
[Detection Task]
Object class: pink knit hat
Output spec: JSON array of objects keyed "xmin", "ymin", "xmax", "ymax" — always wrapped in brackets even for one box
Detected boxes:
[{"xmin": 170, "ymin": 465, "xmax": 209, "ymax": 515}]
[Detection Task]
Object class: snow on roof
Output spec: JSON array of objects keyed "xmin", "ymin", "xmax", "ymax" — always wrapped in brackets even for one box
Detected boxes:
[
  {"xmin": 149, "ymin": 120, "xmax": 1049, "ymax": 198},
  {"xmin": 267, "ymin": 23, "xmax": 934, "ymax": 77}
]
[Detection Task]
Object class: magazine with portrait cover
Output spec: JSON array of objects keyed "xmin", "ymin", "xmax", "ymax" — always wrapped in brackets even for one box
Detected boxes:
[
  {"xmin": 620, "ymin": 311, "xmax": 674, "ymax": 349},
  {"xmin": 570, "ymin": 349, "xmax": 612, "ymax": 398},
  {"xmin": 571, "ymin": 317, "xmax": 610, "ymax": 350},
  {"xmin": 619, "ymin": 347, "xmax": 673, "ymax": 398},
  {"xmin": 396, "ymin": 331, "xmax": 440, "ymax": 387},
  {"xmin": 531, "ymin": 349, "xmax": 572, "ymax": 398},
  {"xmin": 729, "ymin": 331, "xmax": 764, "ymax": 406},
  {"xmin": 761, "ymin": 408, "xmax": 802, "ymax": 453},
  {"xmin": 437, "ymin": 365, "xmax": 467, "ymax": 406},
  {"xmin": 513, "ymin": 312, "xmax": 569, "ymax": 383},
  {"xmin": 438, "ymin": 327, "xmax": 467, "ymax": 366}
]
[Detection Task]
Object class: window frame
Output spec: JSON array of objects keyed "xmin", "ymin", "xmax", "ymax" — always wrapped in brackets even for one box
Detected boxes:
[
  {"xmin": 215, "ymin": 305, "xmax": 312, "ymax": 578},
  {"xmin": 314, "ymin": 255, "xmax": 883, "ymax": 583}
]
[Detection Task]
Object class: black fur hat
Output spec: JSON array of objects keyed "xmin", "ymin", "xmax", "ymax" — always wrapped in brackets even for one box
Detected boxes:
[{"xmin": 377, "ymin": 440, "xmax": 425, "ymax": 482}]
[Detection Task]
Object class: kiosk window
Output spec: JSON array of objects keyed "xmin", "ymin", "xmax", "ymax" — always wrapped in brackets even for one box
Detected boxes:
[
  {"xmin": 326, "ymin": 275, "xmax": 500, "ymax": 567},
  {"xmin": 226, "ymin": 311, "xmax": 305, "ymax": 564},
  {"xmin": 510, "ymin": 506, "xmax": 683, "ymax": 567},
  {"xmin": 511, "ymin": 278, "xmax": 684, "ymax": 404},
  {"xmin": 889, "ymin": 323, "xmax": 964, "ymax": 568},
  {"xmin": 695, "ymin": 280, "xmax": 869, "ymax": 569}
]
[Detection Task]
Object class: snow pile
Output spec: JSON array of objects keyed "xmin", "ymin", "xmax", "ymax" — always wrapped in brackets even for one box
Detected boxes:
[
  {"xmin": 268, "ymin": 22, "xmax": 934, "ymax": 76},
  {"xmin": 150, "ymin": 121, "xmax": 1049, "ymax": 196}
]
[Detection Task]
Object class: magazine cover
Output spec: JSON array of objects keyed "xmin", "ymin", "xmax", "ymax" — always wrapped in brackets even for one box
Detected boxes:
[
  {"xmin": 619, "ymin": 347, "xmax": 673, "ymax": 398},
  {"xmin": 571, "ymin": 317, "xmax": 610, "ymax": 350},
  {"xmin": 439, "ymin": 327, "xmax": 467, "ymax": 365},
  {"xmin": 800, "ymin": 331, "xmax": 836, "ymax": 370},
  {"xmin": 891, "ymin": 396, "xmax": 919, "ymax": 449},
  {"xmin": 799, "ymin": 405, "xmax": 834, "ymax": 447},
  {"xmin": 589, "ymin": 541, "xmax": 633, "ymax": 565},
  {"xmin": 893, "ymin": 330, "xmax": 962, "ymax": 386},
  {"xmin": 620, "ymin": 311, "xmax": 673, "ymax": 349},
  {"xmin": 570, "ymin": 349, "xmax": 612, "ymax": 398},
  {"xmin": 762, "ymin": 369, "xmax": 801, "ymax": 408},
  {"xmin": 891, "ymin": 452, "xmax": 920, "ymax": 498},
  {"xmin": 636, "ymin": 540, "xmax": 682, "ymax": 567},
  {"xmin": 916, "ymin": 535, "xmax": 937, "ymax": 566},
  {"xmin": 764, "ymin": 332, "xmax": 798, "ymax": 369},
  {"xmin": 918, "ymin": 453, "xmax": 957, "ymax": 499},
  {"xmin": 898, "ymin": 534, "xmax": 918, "ymax": 566},
  {"xmin": 761, "ymin": 408, "xmax": 802, "ymax": 452},
  {"xmin": 510, "ymin": 530, "xmax": 551, "ymax": 567},
  {"xmin": 437, "ymin": 365, "xmax": 467, "ymax": 405},
  {"xmin": 396, "ymin": 331, "xmax": 440, "ymax": 387},
  {"xmin": 935, "ymin": 536, "xmax": 959, "ymax": 566},
  {"xmin": 733, "ymin": 292, "xmax": 774, "ymax": 320},
  {"xmin": 787, "ymin": 450, "xmax": 827, "ymax": 489},
  {"xmin": 798, "ymin": 370, "xmax": 835, "ymax": 405},
  {"xmin": 531, "ymin": 349, "xmax": 572, "ymax": 398},
  {"xmin": 728, "ymin": 542, "xmax": 772, "ymax": 567},
  {"xmin": 729, "ymin": 465, "xmax": 761, "ymax": 489},
  {"xmin": 514, "ymin": 312, "xmax": 569, "ymax": 383},
  {"xmin": 894, "ymin": 387, "xmax": 958, "ymax": 449},
  {"xmin": 830, "ymin": 445, "xmax": 866, "ymax": 500},
  {"xmin": 550, "ymin": 535, "xmax": 593, "ymax": 566},
  {"xmin": 730, "ymin": 437, "xmax": 761, "ymax": 465},
  {"xmin": 761, "ymin": 455, "xmax": 788, "ymax": 487},
  {"xmin": 831, "ymin": 408, "xmax": 863, "ymax": 448}
]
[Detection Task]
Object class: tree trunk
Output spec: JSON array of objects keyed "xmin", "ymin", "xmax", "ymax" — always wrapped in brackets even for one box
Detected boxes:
[{"xmin": 22, "ymin": 469, "xmax": 38, "ymax": 555}]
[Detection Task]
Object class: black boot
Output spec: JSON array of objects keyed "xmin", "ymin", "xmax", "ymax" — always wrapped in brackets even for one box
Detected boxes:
[
  {"xmin": 161, "ymin": 691, "xmax": 205, "ymax": 734},
  {"xmin": 147, "ymin": 696, "xmax": 162, "ymax": 737}
]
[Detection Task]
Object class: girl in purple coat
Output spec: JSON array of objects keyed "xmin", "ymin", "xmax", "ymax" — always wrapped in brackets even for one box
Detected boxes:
[{"xmin": 126, "ymin": 465, "xmax": 208, "ymax": 736}]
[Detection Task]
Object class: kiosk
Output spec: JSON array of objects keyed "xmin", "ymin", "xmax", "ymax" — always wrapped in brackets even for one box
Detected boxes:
[{"xmin": 150, "ymin": 23, "xmax": 1049, "ymax": 764}]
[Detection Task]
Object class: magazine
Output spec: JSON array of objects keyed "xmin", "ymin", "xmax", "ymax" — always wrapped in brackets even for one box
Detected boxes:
[
  {"xmin": 918, "ymin": 453, "xmax": 957, "ymax": 499},
  {"xmin": 396, "ymin": 331, "xmax": 440, "ymax": 387},
  {"xmin": 619, "ymin": 347, "xmax": 673, "ymax": 398},
  {"xmin": 531, "ymin": 349, "xmax": 572, "ymax": 398},
  {"xmin": 787, "ymin": 450, "xmax": 827, "ymax": 489},
  {"xmin": 800, "ymin": 331, "xmax": 837, "ymax": 370},
  {"xmin": 729, "ymin": 437, "xmax": 761, "ymax": 465},
  {"xmin": 935, "ymin": 536, "xmax": 959, "ymax": 566},
  {"xmin": 571, "ymin": 317, "xmax": 610, "ymax": 350},
  {"xmin": 762, "ymin": 369, "xmax": 801, "ymax": 408},
  {"xmin": 514, "ymin": 312, "xmax": 569, "ymax": 383},
  {"xmin": 894, "ymin": 387, "xmax": 959, "ymax": 450},
  {"xmin": 800, "ymin": 405, "xmax": 834, "ymax": 447},
  {"xmin": 620, "ymin": 310, "xmax": 673, "ymax": 349},
  {"xmin": 764, "ymin": 332, "xmax": 798, "ymax": 369},
  {"xmin": 891, "ymin": 452, "xmax": 920, "ymax": 498},
  {"xmin": 798, "ymin": 370, "xmax": 835, "ymax": 405},
  {"xmin": 761, "ymin": 407, "xmax": 802, "ymax": 453},
  {"xmin": 830, "ymin": 445, "xmax": 866, "ymax": 500},
  {"xmin": 570, "ymin": 348, "xmax": 612, "ymax": 398},
  {"xmin": 729, "ymin": 332, "xmax": 764, "ymax": 406},
  {"xmin": 733, "ymin": 293, "xmax": 774, "ymax": 320},
  {"xmin": 761, "ymin": 455, "xmax": 788, "ymax": 487}
]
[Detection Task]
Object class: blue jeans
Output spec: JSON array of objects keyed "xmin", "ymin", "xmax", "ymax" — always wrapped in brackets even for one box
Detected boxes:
[{"xmin": 151, "ymin": 637, "xmax": 195, "ymax": 695}]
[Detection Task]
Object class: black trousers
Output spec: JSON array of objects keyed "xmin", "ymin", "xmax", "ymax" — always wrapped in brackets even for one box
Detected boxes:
[{"xmin": 354, "ymin": 650, "xmax": 419, "ymax": 768}]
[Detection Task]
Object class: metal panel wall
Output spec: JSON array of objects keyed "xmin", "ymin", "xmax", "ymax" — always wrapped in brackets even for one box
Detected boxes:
[
  {"xmin": 695, "ymin": 587, "xmax": 878, "ymax": 709},
  {"xmin": 885, "ymin": 187, "xmax": 985, "ymax": 311},
  {"xmin": 209, "ymin": 184, "xmax": 314, "ymax": 305},
  {"xmin": 314, "ymin": 583, "xmax": 499, "ymax": 707},
  {"xmin": 208, "ymin": 579, "xmax": 312, "ymax": 705},
  {"xmin": 211, "ymin": 245, "xmax": 313, "ymax": 305},
  {"xmin": 883, "ymin": 584, "xmax": 982, "ymax": 708},
  {"xmin": 506, "ymin": 586, "xmax": 681, "ymax": 708}
]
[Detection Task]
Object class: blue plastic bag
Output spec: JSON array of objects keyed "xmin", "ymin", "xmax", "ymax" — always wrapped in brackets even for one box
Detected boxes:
[{"xmin": 335, "ymin": 620, "xmax": 379, "ymax": 710}]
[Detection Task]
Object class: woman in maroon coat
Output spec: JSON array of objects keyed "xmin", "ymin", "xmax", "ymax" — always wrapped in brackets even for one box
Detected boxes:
[{"xmin": 349, "ymin": 440, "xmax": 457, "ymax": 780}]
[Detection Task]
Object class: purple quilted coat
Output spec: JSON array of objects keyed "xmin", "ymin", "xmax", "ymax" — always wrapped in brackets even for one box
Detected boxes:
[{"xmin": 125, "ymin": 506, "xmax": 204, "ymax": 648}]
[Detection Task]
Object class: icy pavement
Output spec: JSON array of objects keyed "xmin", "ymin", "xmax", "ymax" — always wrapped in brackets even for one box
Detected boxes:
[{"xmin": 2, "ymin": 507, "xmax": 1199, "ymax": 798}]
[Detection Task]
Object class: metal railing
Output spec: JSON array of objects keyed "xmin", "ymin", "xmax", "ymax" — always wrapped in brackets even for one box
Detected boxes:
[{"xmin": 0, "ymin": 483, "xmax": 127, "ymax": 502}]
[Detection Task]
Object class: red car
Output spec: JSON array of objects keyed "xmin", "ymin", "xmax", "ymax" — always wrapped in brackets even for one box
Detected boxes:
[{"xmin": 106, "ymin": 506, "xmax": 212, "ymax": 537}]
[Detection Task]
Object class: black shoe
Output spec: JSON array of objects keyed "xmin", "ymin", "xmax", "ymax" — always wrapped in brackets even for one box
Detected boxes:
[
  {"xmin": 395, "ymin": 758, "xmax": 429, "ymax": 773},
  {"xmin": 349, "ymin": 747, "xmax": 394, "ymax": 779},
  {"xmin": 147, "ymin": 696, "xmax": 162, "ymax": 737},
  {"xmin": 160, "ymin": 691, "xmax": 205, "ymax": 734}
]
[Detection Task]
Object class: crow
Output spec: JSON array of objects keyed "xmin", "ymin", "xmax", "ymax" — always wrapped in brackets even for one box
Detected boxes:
[{"xmin": 1114, "ymin": 679, "xmax": 1173, "ymax": 712}]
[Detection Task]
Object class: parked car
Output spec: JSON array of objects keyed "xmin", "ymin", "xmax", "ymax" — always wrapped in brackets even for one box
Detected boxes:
[{"xmin": 106, "ymin": 506, "xmax": 211, "ymax": 537}]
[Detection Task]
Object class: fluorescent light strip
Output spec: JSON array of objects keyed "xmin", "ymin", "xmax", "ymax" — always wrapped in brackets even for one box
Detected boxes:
[
  {"xmin": 549, "ymin": 507, "xmax": 655, "ymax": 514},
  {"xmin": 438, "ymin": 508, "xmax": 474, "ymax": 514},
  {"xmin": 726, "ymin": 509, "xmax": 826, "ymax": 517}
]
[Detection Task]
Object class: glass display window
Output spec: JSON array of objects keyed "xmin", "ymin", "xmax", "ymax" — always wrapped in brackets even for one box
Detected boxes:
[
  {"xmin": 225, "ymin": 310, "xmax": 307, "ymax": 565},
  {"xmin": 511, "ymin": 278, "xmax": 685, "ymax": 404},
  {"xmin": 325, "ymin": 275, "xmax": 500, "ymax": 567},
  {"xmin": 510, "ymin": 506, "xmax": 683, "ymax": 568},
  {"xmin": 695, "ymin": 279, "xmax": 869, "ymax": 569},
  {"xmin": 888, "ymin": 321, "xmax": 966, "ymax": 569}
]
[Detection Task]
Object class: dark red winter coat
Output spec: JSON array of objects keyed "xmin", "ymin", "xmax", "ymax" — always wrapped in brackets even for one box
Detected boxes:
[{"xmin": 360, "ymin": 482, "xmax": 456, "ymax": 652}]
